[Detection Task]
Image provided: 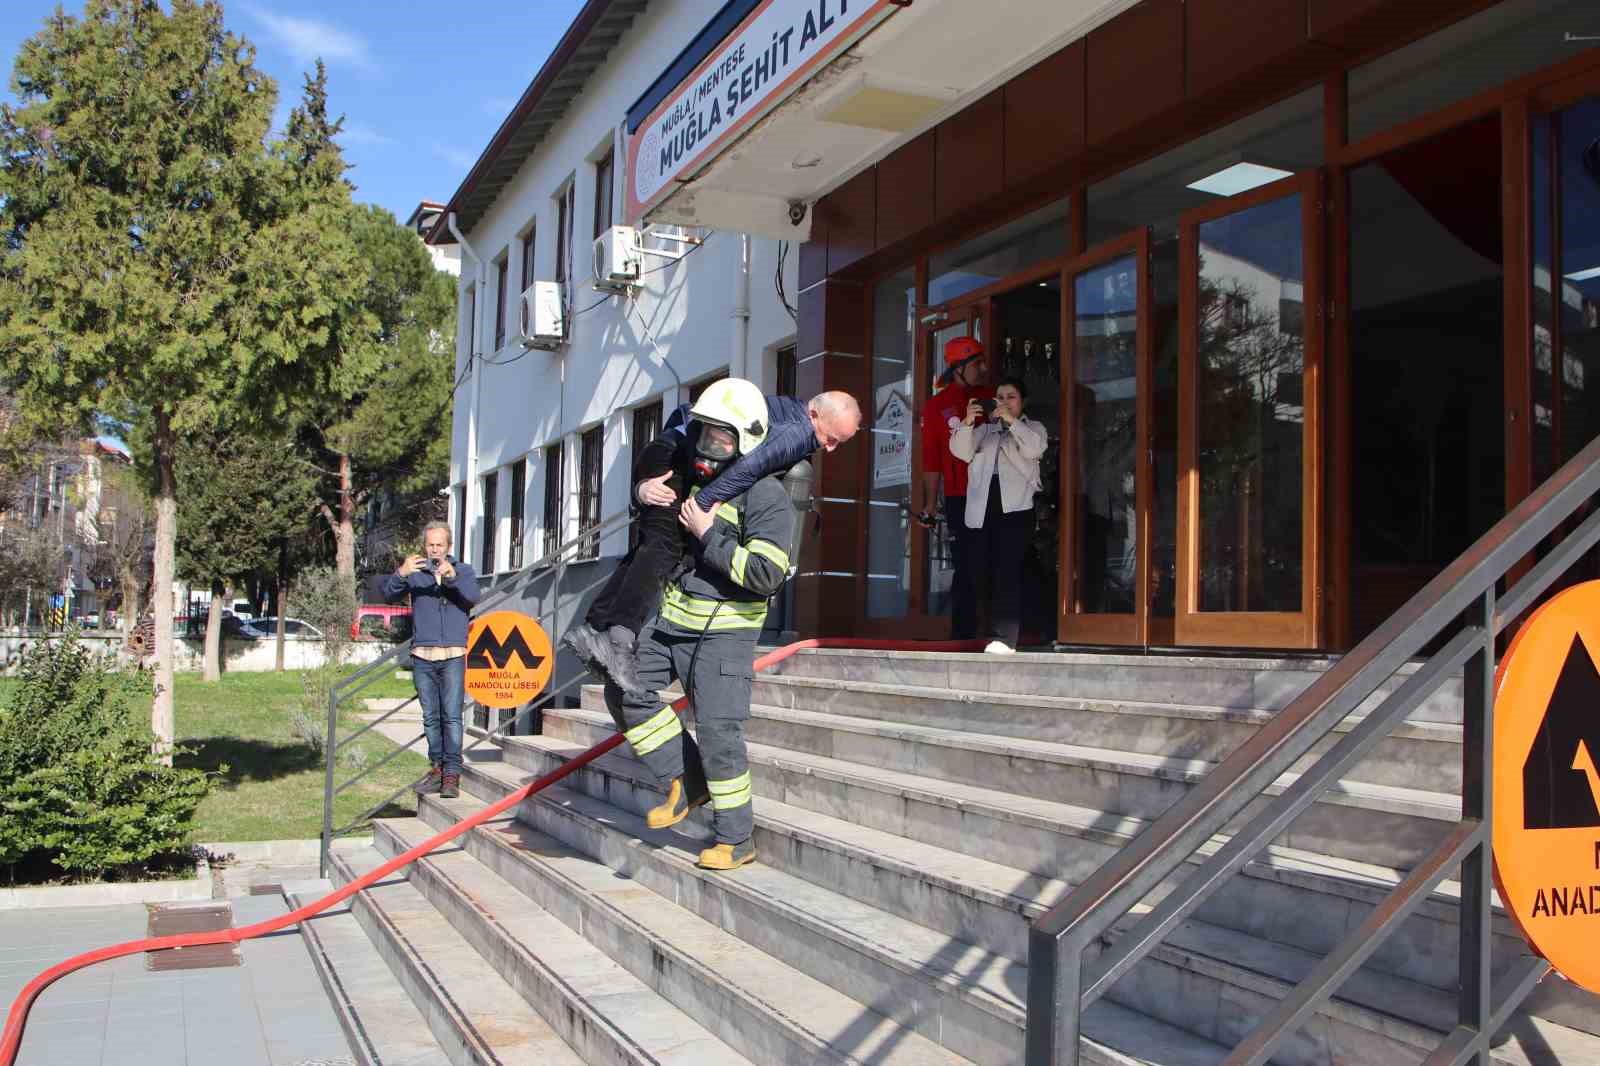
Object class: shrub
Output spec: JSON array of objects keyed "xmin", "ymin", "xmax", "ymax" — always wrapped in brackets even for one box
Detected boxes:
[
  {"xmin": 295, "ymin": 565, "xmax": 359, "ymax": 665},
  {"xmin": 0, "ymin": 635, "xmax": 212, "ymax": 882}
]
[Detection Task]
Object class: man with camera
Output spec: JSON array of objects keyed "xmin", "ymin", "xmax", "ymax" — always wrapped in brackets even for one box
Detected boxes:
[
  {"xmin": 918, "ymin": 337, "xmax": 993, "ymax": 640},
  {"xmin": 384, "ymin": 521, "xmax": 481, "ymax": 799}
]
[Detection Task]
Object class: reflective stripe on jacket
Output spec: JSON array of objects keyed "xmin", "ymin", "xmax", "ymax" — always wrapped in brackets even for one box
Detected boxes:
[{"xmin": 658, "ymin": 475, "xmax": 794, "ymax": 633}]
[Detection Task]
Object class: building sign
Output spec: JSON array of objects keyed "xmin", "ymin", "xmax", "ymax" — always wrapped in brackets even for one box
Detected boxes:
[
  {"xmin": 873, "ymin": 383, "xmax": 911, "ymax": 489},
  {"xmin": 1493, "ymin": 580, "xmax": 1600, "ymax": 994},
  {"xmin": 464, "ymin": 610, "xmax": 554, "ymax": 709},
  {"xmin": 626, "ymin": 0, "xmax": 901, "ymax": 222}
]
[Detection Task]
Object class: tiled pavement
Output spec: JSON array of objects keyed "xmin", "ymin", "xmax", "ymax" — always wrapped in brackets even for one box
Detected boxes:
[{"xmin": 0, "ymin": 894, "xmax": 355, "ymax": 1066}]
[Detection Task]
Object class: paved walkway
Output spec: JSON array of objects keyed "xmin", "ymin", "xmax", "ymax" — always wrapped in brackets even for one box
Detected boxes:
[{"xmin": 0, "ymin": 892, "xmax": 355, "ymax": 1066}]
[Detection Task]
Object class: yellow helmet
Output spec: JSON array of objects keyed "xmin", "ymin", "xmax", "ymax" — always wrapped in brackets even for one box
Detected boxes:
[{"xmin": 689, "ymin": 378, "xmax": 768, "ymax": 456}]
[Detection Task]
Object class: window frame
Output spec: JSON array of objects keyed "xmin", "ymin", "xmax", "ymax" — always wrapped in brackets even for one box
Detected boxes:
[
  {"xmin": 555, "ymin": 180, "xmax": 575, "ymax": 285},
  {"xmin": 629, "ymin": 402, "xmax": 663, "ymax": 549},
  {"xmin": 578, "ymin": 425, "xmax": 603, "ymax": 560},
  {"xmin": 508, "ymin": 457, "xmax": 526, "ymax": 571},
  {"xmin": 493, "ymin": 254, "xmax": 508, "ymax": 351},
  {"xmin": 542, "ymin": 441, "xmax": 564, "ymax": 558},
  {"xmin": 593, "ymin": 148, "xmax": 615, "ymax": 240},
  {"xmin": 481, "ymin": 469, "xmax": 499, "ymax": 575}
]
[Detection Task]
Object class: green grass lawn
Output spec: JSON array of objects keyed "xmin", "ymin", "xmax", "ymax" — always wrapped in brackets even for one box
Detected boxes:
[{"xmin": 170, "ymin": 666, "xmax": 430, "ymax": 843}]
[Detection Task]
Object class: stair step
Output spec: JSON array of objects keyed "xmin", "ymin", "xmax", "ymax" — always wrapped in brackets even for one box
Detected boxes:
[
  {"xmin": 763, "ymin": 648, "xmax": 1463, "ymax": 723},
  {"xmin": 282, "ymin": 878, "xmax": 452, "ymax": 1066},
  {"xmin": 742, "ymin": 672, "xmax": 1463, "ymax": 792},
  {"xmin": 556, "ymin": 698, "xmax": 1457, "ymax": 871},
  {"xmin": 363, "ymin": 819, "xmax": 753, "ymax": 1066},
  {"xmin": 329, "ymin": 845, "xmax": 586, "ymax": 1065},
  {"xmin": 488, "ymin": 731, "xmax": 1599, "ymax": 1066},
  {"xmin": 530, "ymin": 708, "xmax": 1511, "ymax": 993},
  {"xmin": 378, "ymin": 801, "xmax": 992, "ymax": 1066},
  {"xmin": 434, "ymin": 757, "xmax": 1235, "ymax": 1066}
]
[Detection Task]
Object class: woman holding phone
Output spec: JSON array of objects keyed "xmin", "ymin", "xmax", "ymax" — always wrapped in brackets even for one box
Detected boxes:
[{"xmin": 949, "ymin": 377, "xmax": 1049, "ymax": 654}]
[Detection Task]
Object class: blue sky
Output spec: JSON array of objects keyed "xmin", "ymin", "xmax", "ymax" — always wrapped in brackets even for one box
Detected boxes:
[{"xmin": 0, "ymin": 0, "xmax": 589, "ymax": 221}]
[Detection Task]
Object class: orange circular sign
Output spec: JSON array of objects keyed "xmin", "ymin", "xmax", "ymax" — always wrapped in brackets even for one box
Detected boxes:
[
  {"xmin": 463, "ymin": 610, "xmax": 554, "ymax": 709},
  {"xmin": 1493, "ymin": 580, "xmax": 1600, "ymax": 994}
]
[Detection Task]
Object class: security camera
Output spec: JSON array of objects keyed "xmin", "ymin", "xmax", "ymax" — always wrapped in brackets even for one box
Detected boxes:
[{"xmin": 787, "ymin": 200, "xmax": 807, "ymax": 226}]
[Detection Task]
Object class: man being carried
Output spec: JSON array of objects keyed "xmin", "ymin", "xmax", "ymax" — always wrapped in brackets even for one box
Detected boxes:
[
  {"xmin": 565, "ymin": 379, "xmax": 860, "ymax": 693},
  {"xmin": 603, "ymin": 435, "xmax": 798, "ymax": 870}
]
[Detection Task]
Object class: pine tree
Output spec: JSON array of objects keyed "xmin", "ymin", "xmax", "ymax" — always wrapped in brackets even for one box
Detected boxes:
[{"xmin": 0, "ymin": 1, "xmax": 364, "ymax": 751}]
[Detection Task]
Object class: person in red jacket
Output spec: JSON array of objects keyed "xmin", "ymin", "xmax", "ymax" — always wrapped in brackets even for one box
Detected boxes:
[{"xmin": 918, "ymin": 336, "xmax": 993, "ymax": 639}]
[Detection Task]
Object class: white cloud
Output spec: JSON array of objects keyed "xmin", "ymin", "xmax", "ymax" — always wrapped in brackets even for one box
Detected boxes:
[
  {"xmin": 340, "ymin": 123, "xmax": 394, "ymax": 147},
  {"xmin": 432, "ymin": 143, "xmax": 478, "ymax": 171},
  {"xmin": 248, "ymin": 6, "xmax": 375, "ymax": 72}
]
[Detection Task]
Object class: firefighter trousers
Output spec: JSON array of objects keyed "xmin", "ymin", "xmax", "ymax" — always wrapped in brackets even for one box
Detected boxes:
[{"xmin": 605, "ymin": 624, "xmax": 756, "ymax": 845}]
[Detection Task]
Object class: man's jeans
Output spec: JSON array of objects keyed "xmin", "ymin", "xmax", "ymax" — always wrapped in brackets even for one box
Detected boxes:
[{"xmin": 412, "ymin": 654, "xmax": 465, "ymax": 775}]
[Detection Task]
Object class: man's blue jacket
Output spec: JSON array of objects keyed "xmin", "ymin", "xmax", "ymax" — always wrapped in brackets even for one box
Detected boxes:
[
  {"xmin": 382, "ymin": 558, "xmax": 481, "ymax": 647},
  {"xmin": 664, "ymin": 395, "xmax": 817, "ymax": 509}
]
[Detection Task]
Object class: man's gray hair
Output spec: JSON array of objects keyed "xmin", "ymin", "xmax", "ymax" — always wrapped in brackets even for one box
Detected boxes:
[
  {"xmin": 808, "ymin": 390, "xmax": 862, "ymax": 425},
  {"xmin": 423, "ymin": 520, "xmax": 452, "ymax": 545}
]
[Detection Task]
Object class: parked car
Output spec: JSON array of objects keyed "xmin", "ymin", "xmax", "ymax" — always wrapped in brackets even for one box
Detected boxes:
[
  {"xmin": 352, "ymin": 604, "xmax": 413, "ymax": 641},
  {"xmin": 247, "ymin": 617, "xmax": 324, "ymax": 640}
]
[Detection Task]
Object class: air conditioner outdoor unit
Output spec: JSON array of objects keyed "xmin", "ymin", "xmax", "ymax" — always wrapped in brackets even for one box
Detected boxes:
[
  {"xmin": 520, "ymin": 280, "xmax": 564, "ymax": 350},
  {"xmin": 592, "ymin": 225, "xmax": 641, "ymax": 292}
]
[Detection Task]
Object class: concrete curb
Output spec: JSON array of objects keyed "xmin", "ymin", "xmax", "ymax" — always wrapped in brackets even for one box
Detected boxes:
[
  {"xmin": 0, "ymin": 852, "xmax": 212, "ymax": 910},
  {"xmin": 199, "ymin": 837, "xmax": 374, "ymax": 866}
]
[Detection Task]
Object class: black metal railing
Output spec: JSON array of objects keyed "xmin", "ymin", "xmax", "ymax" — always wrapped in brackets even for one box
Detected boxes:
[
  {"xmin": 319, "ymin": 509, "xmax": 632, "ymax": 874},
  {"xmin": 1025, "ymin": 435, "xmax": 1600, "ymax": 1064}
]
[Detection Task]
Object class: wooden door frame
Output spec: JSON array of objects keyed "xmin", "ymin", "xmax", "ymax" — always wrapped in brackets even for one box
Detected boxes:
[
  {"xmin": 1176, "ymin": 170, "xmax": 1324, "ymax": 649},
  {"xmin": 1058, "ymin": 229, "xmax": 1154, "ymax": 646}
]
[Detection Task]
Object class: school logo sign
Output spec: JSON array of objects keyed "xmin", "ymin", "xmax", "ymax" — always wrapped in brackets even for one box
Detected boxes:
[
  {"xmin": 1493, "ymin": 581, "xmax": 1600, "ymax": 993},
  {"xmin": 464, "ymin": 610, "xmax": 554, "ymax": 709}
]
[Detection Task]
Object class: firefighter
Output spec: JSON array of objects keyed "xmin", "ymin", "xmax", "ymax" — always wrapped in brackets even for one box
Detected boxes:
[{"xmin": 604, "ymin": 379, "xmax": 794, "ymax": 871}]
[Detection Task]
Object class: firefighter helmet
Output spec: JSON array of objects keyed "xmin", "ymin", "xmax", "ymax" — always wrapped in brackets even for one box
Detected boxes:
[{"xmin": 689, "ymin": 378, "xmax": 769, "ymax": 457}]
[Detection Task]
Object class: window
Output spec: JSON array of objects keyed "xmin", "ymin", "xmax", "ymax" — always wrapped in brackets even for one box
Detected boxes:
[
  {"xmin": 776, "ymin": 343, "xmax": 797, "ymax": 397},
  {"xmin": 594, "ymin": 149, "xmax": 614, "ymax": 239},
  {"xmin": 630, "ymin": 402, "xmax": 663, "ymax": 549},
  {"xmin": 520, "ymin": 226, "xmax": 536, "ymax": 291},
  {"xmin": 688, "ymin": 371, "xmax": 728, "ymax": 404},
  {"xmin": 453, "ymin": 485, "xmax": 465, "ymax": 558},
  {"xmin": 555, "ymin": 181, "xmax": 574, "ymax": 284},
  {"xmin": 508, "ymin": 458, "xmax": 526, "ymax": 571},
  {"xmin": 542, "ymin": 442, "xmax": 563, "ymax": 558},
  {"xmin": 481, "ymin": 470, "xmax": 498, "ymax": 574},
  {"xmin": 493, "ymin": 256, "xmax": 508, "ymax": 351},
  {"xmin": 578, "ymin": 426, "xmax": 603, "ymax": 560}
]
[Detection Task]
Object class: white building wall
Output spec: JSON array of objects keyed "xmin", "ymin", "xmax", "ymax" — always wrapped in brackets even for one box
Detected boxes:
[{"xmin": 449, "ymin": 0, "xmax": 802, "ymax": 578}]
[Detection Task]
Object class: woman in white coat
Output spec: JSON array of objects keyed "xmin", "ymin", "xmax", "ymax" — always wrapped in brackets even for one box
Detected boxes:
[{"xmin": 949, "ymin": 377, "xmax": 1049, "ymax": 654}]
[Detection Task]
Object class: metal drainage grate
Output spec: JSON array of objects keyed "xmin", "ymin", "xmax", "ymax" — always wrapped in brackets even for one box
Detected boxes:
[
  {"xmin": 248, "ymin": 883, "xmax": 285, "ymax": 896},
  {"xmin": 145, "ymin": 901, "xmax": 240, "ymax": 971}
]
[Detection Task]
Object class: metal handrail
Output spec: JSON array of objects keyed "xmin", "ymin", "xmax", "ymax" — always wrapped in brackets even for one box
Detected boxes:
[
  {"xmin": 1027, "ymin": 432, "xmax": 1600, "ymax": 1063},
  {"xmin": 320, "ymin": 508, "xmax": 634, "ymax": 872}
]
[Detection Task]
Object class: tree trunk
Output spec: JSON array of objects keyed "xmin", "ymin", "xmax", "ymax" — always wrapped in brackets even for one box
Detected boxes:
[
  {"xmin": 336, "ymin": 451, "xmax": 356, "ymax": 583},
  {"xmin": 151, "ymin": 424, "xmax": 177, "ymax": 763},
  {"xmin": 203, "ymin": 577, "xmax": 224, "ymax": 682},
  {"xmin": 120, "ymin": 573, "xmax": 139, "ymax": 636},
  {"xmin": 275, "ymin": 539, "xmax": 288, "ymax": 672}
]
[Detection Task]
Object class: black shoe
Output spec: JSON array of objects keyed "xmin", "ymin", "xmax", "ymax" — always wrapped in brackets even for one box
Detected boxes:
[
  {"xmin": 603, "ymin": 626, "xmax": 645, "ymax": 695},
  {"xmin": 562, "ymin": 623, "xmax": 605, "ymax": 674}
]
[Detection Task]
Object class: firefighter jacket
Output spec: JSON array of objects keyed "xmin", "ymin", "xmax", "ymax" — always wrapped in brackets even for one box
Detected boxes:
[{"xmin": 658, "ymin": 473, "xmax": 795, "ymax": 634}]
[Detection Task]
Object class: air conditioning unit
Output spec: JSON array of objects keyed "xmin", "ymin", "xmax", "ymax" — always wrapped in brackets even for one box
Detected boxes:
[
  {"xmin": 520, "ymin": 280, "xmax": 564, "ymax": 350},
  {"xmin": 592, "ymin": 225, "xmax": 641, "ymax": 292}
]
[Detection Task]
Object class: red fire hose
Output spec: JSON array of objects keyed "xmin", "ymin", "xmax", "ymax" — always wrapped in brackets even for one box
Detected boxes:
[{"xmin": 0, "ymin": 637, "xmax": 983, "ymax": 1065}]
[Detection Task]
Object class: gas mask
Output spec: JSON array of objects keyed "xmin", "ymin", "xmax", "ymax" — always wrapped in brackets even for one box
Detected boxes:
[{"xmin": 689, "ymin": 421, "xmax": 739, "ymax": 485}]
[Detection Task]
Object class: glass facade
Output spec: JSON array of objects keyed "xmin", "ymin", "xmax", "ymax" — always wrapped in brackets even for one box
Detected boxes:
[
  {"xmin": 929, "ymin": 199, "xmax": 1068, "ymax": 306},
  {"xmin": 867, "ymin": 268, "xmax": 916, "ymax": 618}
]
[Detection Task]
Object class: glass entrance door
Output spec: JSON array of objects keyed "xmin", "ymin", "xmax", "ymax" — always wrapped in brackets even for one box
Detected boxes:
[
  {"xmin": 1177, "ymin": 173, "xmax": 1322, "ymax": 647},
  {"xmin": 1060, "ymin": 232, "xmax": 1153, "ymax": 644}
]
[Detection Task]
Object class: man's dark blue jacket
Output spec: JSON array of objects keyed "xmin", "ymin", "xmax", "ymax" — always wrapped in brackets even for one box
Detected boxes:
[
  {"xmin": 382, "ymin": 558, "xmax": 481, "ymax": 647},
  {"xmin": 663, "ymin": 395, "xmax": 817, "ymax": 509}
]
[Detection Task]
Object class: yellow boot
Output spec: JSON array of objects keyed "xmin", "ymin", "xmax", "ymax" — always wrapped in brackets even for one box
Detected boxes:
[
  {"xmin": 697, "ymin": 839, "xmax": 757, "ymax": 871},
  {"xmin": 645, "ymin": 778, "xmax": 707, "ymax": 829}
]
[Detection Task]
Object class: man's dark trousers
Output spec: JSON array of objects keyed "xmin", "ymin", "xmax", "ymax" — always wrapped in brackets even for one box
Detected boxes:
[
  {"xmin": 585, "ymin": 490, "xmax": 696, "ymax": 637},
  {"xmin": 944, "ymin": 494, "xmax": 979, "ymax": 640},
  {"xmin": 413, "ymin": 655, "xmax": 464, "ymax": 775}
]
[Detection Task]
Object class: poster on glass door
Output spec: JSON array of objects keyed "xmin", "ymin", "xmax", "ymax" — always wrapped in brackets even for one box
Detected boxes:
[{"xmin": 873, "ymin": 383, "xmax": 911, "ymax": 489}]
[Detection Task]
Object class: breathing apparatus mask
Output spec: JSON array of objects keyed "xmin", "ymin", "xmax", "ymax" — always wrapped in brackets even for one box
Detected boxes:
[{"xmin": 689, "ymin": 420, "xmax": 740, "ymax": 485}]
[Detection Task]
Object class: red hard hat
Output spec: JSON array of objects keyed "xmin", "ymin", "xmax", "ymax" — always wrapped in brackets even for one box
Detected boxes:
[{"xmin": 944, "ymin": 336, "xmax": 983, "ymax": 365}]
